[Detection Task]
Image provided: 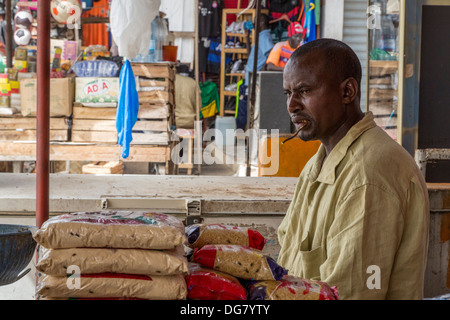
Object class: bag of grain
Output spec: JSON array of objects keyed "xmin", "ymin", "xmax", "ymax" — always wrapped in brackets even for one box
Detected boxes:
[
  {"xmin": 36, "ymin": 273, "xmax": 187, "ymax": 300},
  {"xmin": 185, "ymin": 223, "xmax": 266, "ymax": 250},
  {"xmin": 185, "ymin": 263, "xmax": 247, "ymax": 300},
  {"xmin": 247, "ymin": 276, "xmax": 339, "ymax": 300},
  {"xmin": 193, "ymin": 244, "xmax": 287, "ymax": 281},
  {"xmin": 36, "ymin": 246, "xmax": 188, "ymax": 276},
  {"xmin": 33, "ymin": 211, "xmax": 186, "ymax": 250}
]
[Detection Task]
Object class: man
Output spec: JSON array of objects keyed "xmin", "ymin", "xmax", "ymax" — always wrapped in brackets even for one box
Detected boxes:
[
  {"xmin": 174, "ymin": 64, "xmax": 199, "ymax": 129},
  {"xmin": 277, "ymin": 38, "xmax": 429, "ymax": 300},
  {"xmin": 244, "ymin": 14, "xmax": 274, "ymax": 86},
  {"xmin": 266, "ymin": 21, "xmax": 303, "ymax": 71}
]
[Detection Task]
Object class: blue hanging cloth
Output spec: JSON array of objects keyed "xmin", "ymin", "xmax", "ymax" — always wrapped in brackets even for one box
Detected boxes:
[
  {"xmin": 304, "ymin": 2, "xmax": 316, "ymax": 43},
  {"xmin": 116, "ymin": 59, "xmax": 139, "ymax": 159}
]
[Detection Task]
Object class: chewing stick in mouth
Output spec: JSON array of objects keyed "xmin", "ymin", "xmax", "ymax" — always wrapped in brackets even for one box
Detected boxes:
[{"xmin": 282, "ymin": 123, "xmax": 306, "ymax": 144}]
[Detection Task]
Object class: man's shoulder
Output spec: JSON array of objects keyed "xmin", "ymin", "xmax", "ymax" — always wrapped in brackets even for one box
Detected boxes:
[{"xmin": 349, "ymin": 126, "xmax": 424, "ymax": 189}]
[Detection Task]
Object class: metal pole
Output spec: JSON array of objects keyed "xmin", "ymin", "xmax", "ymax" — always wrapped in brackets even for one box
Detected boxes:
[
  {"xmin": 246, "ymin": 0, "xmax": 261, "ymax": 176},
  {"xmin": 36, "ymin": 0, "xmax": 51, "ymax": 228},
  {"xmin": 5, "ymin": 0, "xmax": 12, "ymax": 67}
]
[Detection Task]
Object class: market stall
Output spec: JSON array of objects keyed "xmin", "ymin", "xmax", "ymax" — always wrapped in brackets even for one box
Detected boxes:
[{"xmin": 0, "ymin": 0, "xmax": 448, "ymax": 302}]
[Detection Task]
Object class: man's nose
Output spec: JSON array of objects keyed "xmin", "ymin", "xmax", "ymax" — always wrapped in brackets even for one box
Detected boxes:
[{"xmin": 287, "ymin": 95, "xmax": 302, "ymax": 114}]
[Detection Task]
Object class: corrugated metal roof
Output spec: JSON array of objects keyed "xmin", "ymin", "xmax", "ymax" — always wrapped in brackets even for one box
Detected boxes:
[{"xmin": 343, "ymin": 0, "xmax": 368, "ymax": 111}]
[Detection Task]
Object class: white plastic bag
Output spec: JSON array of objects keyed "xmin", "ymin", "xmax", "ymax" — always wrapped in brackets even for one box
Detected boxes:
[{"xmin": 110, "ymin": 0, "xmax": 161, "ymax": 60}]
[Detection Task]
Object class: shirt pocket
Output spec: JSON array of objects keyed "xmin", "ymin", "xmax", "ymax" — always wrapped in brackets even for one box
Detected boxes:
[{"xmin": 297, "ymin": 233, "xmax": 325, "ymax": 280}]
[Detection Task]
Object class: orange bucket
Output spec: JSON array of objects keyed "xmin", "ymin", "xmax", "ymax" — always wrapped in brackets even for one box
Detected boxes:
[{"xmin": 162, "ymin": 45, "xmax": 178, "ymax": 62}]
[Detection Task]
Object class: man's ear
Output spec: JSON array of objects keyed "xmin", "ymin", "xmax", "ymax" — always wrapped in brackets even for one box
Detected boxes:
[{"xmin": 341, "ymin": 77, "xmax": 358, "ymax": 104}]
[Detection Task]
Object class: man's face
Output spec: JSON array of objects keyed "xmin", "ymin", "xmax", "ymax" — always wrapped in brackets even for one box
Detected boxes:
[
  {"xmin": 283, "ymin": 53, "xmax": 346, "ymax": 143},
  {"xmin": 288, "ymin": 34, "xmax": 302, "ymax": 49}
]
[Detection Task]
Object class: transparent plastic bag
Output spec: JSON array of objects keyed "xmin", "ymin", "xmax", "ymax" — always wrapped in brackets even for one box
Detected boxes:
[
  {"xmin": 37, "ymin": 246, "xmax": 188, "ymax": 276},
  {"xmin": 110, "ymin": 0, "xmax": 161, "ymax": 60},
  {"xmin": 73, "ymin": 60, "xmax": 120, "ymax": 77},
  {"xmin": 33, "ymin": 211, "xmax": 186, "ymax": 250},
  {"xmin": 36, "ymin": 273, "xmax": 187, "ymax": 300},
  {"xmin": 185, "ymin": 223, "xmax": 266, "ymax": 250},
  {"xmin": 247, "ymin": 276, "xmax": 339, "ymax": 300},
  {"xmin": 193, "ymin": 244, "xmax": 288, "ymax": 281}
]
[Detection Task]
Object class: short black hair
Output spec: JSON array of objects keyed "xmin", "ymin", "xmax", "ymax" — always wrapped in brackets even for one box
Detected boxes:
[
  {"xmin": 260, "ymin": 13, "xmax": 270, "ymax": 28},
  {"xmin": 290, "ymin": 38, "xmax": 362, "ymax": 100}
]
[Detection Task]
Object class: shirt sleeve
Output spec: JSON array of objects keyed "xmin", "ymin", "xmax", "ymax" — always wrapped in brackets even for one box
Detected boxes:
[
  {"xmin": 319, "ymin": 184, "xmax": 405, "ymax": 300},
  {"xmin": 260, "ymin": 33, "xmax": 274, "ymax": 57}
]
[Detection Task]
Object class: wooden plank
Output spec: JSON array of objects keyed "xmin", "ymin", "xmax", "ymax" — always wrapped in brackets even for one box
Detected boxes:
[
  {"xmin": 71, "ymin": 131, "xmax": 117, "ymax": 143},
  {"xmin": 369, "ymin": 88, "xmax": 398, "ymax": 100},
  {"xmin": 138, "ymin": 91, "xmax": 173, "ymax": 105},
  {"xmin": 138, "ymin": 103, "xmax": 170, "ymax": 119},
  {"xmin": 131, "ymin": 63, "xmax": 175, "ymax": 80},
  {"xmin": 134, "ymin": 119, "xmax": 168, "ymax": 132},
  {"xmin": 0, "ymin": 117, "xmax": 68, "ymax": 130},
  {"xmin": 369, "ymin": 60, "xmax": 398, "ymax": 76},
  {"xmin": 0, "ymin": 142, "xmax": 169, "ymax": 162},
  {"xmin": 131, "ymin": 132, "xmax": 169, "ymax": 145},
  {"xmin": 72, "ymin": 119, "xmax": 168, "ymax": 132},
  {"xmin": 82, "ymin": 161, "xmax": 123, "ymax": 175},
  {"xmin": 73, "ymin": 104, "xmax": 172, "ymax": 120},
  {"xmin": 70, "ymin": 131, "xmax": 169, "ymax": 145},
  {"xmin": 73, "ymin": 105, "xmax": 117, "ymax": 120},
  {"xmin": 0, "ymin": 130, "xmax": 68, "ymax": 142},
  {"xmin": 72, "ymin": 119, "xmax": 116, "ymax": 131},
  {"xmin": 138, "ymin": 78, "xmax": 174, "ymax": 92}
]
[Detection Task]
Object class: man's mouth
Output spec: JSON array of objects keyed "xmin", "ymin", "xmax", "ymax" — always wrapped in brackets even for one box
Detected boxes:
[{"xmin": 293, "ymin": 119, "xmax": 309, "ymax": 129}]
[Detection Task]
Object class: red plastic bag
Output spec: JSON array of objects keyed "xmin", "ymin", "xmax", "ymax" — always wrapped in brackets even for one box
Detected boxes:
[{"xmin": 186, "ymin": 264, "xmax": 247, "ymax": 300}]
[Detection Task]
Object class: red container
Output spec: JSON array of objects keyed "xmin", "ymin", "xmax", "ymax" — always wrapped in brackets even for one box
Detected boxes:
[{"xmin": 162, "ymin": 45, "xmax": 178, "ymax": 62}]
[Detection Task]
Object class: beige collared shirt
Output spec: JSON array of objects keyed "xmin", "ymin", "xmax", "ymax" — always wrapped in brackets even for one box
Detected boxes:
[{"xmin": 277, "ymin": 112, "xmax": 429, "ymax": 300}]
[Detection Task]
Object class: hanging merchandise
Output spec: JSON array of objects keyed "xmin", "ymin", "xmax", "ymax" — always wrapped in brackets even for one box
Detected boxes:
[
  {"xmin": 110, "ymin": 0, "xmax": 161, "ymax": 60},
  {"xmin": 116, "ymin": 60, "xmax": 139, "ymax": 159},
  {"xmin": 81, "ymin": 0, "xmax": 109, "ymax": 48},
  {"xmin": 13, "ymin": 8, "xmax": 33, "ymax": 46},
  {"xmin": 50, "ymin": 0, "xmax": 82, "ymax": 25},
  {"xmin": 269, "ymin": 0, "xmax": 301, "ymax": 25},
  {"xmin": 303, "ymin": 1, "xmax": 316, "ymax": 43},
  {"xmin": 199, "ymin": 81, "xmax": 220, "ymax": 119},
  {"xmin": 198, "ymin": 0, "xmax": 223, "ymax": 38}
]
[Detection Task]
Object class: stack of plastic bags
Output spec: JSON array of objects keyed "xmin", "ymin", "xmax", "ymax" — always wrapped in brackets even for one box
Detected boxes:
[
  {"xmin": 33, "ymin": 211, "xmax": 188, "ymax": 300},
  {"xmin": 185, "ymin": 223, "xmax": 339, "ymax": 300}
]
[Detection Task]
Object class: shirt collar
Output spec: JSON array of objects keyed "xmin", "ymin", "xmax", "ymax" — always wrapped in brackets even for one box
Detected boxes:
[{"xmin": 307, "ymin": 112, "xmax": 377, "ymax": 184}]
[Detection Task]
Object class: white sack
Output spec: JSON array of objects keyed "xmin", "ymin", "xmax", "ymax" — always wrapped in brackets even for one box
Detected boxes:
[{"xmin": 110, "ymin": 0, "xmax": 161, "ymax": 60}]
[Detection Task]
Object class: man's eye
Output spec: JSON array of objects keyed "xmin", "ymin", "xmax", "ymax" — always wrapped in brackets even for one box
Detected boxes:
[{"xmin": 283, "ymin": 91, "xmax": 291, "ymax": 96}]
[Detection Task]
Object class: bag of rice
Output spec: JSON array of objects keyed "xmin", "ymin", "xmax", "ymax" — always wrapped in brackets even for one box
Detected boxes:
[
  {"xmin": 36, "ymin": 246, "xmax": 188, "ymax": 276},
  {"xmin": 36, "ymin": 273, "xmax": 187, "ymax": 300},
  {"xmin": 185, "ymin": 223, "xmax": 266, "ymax": 250},
  {"xmin": 247, "ymin": 276, "xmax": 339, "ymax": 300},
  {"xmin": 193, "ymin": 244, "xmax": 287, "ymax": 281},
  {"xmin": 186, "ymin": 263, "xmax": 247, "ymax": 300},
  {"xmin": 33, "ymin": 211, "xmax": 186, "ymax": 250}
]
